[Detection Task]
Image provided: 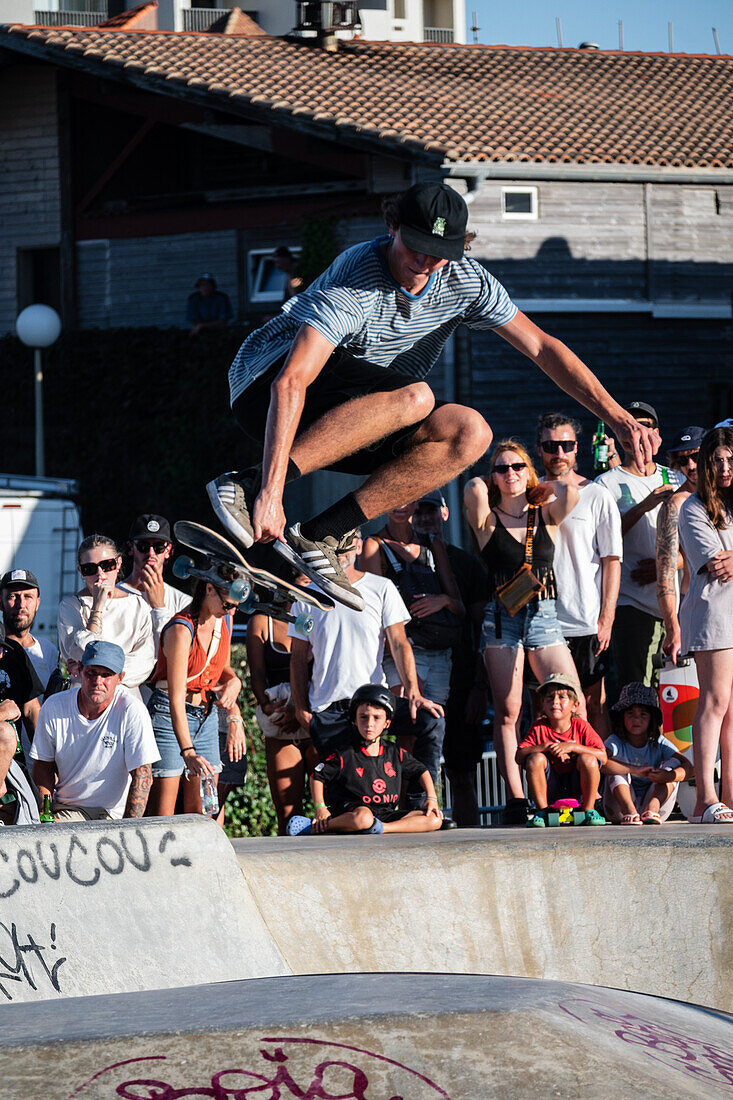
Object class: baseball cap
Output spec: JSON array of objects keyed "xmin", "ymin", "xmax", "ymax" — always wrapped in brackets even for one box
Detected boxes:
[
  {"xmin": 81, "ymin": 640, "xmax": 125, "ymax": 675},
  {"xmin": 128, "ymin": 515, "xmax": 172, "ymax": 542},
  {"xmin": 668, "ymin": 426, "xmax": 706, "ymax": 453},
  {"xmin": 398, "ymin": 183, "xmax": 468, "ymax": 262},
  {"xmin": 195, "ymin": 273, "xmax": 216, "ymax": 286},
  {"xmin": 626, "ymin": 401, "xmax": 659, "ymax": 426},
  {"xmin": 1, "ymin": 568, "xmax": 40, "ymax": 592},
  {"xmin": 715, "ymin": 418, "xmax": 733, "ymax": 429},
  {"xmin": 418, "ymin": 489, "xmax": 447, "ymax": 508},
  {"xmin": 538, "ymin": 672, "xmax": 581, "ymax": 697}
]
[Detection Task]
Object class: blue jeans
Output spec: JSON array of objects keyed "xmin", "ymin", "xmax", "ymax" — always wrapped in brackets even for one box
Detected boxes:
[{"xmin": 148, "ymin": 689, "xmax": 220, "ymax": 778}]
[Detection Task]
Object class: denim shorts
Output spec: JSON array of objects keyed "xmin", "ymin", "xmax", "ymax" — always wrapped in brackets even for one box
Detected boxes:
[
  {"xmin": 148, "ymin": 688, "xmax": 221, "ymax": 778},
  {"xmin": 383, "ymin": 648, "xmax": 453, "ymax": 706},
  {"xmin": 480, "ymin": 598, "xmax": 567, "ymax": 652}
]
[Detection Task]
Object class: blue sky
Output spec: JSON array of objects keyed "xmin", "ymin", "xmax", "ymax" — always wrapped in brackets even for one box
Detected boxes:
[{"xmin": 469, "ymin": 0, "xmax": 732, "ymax": 55}]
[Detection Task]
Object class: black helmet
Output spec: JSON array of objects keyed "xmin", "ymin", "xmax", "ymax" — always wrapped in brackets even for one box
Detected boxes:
[{"xmin": 349, "ymin": 683, "xmax": 395, "ymax": 721}]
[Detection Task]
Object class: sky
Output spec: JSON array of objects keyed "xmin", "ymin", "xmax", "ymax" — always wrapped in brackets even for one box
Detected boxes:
[{"xmin": 469, "ymin": 0, "xmax": 733, "ymax": 55}]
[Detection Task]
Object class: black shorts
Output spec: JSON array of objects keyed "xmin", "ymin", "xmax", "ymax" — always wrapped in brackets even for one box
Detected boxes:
[
  {"xmin": 231, "ymin": 348, "xmax": 442, "ymax": 476},
  {"xmin": 342, "ymin": 804, "xmax": 408, "ymax": 824},
  {"xmin": 566, "ymin": 634, "xmax": 609, "ymax": 690}
]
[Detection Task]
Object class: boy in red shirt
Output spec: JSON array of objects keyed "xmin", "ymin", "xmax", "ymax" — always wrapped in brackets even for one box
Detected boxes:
[{"xmin": 516, "ymin": 673, "xmax": 607, "ymax": 826}]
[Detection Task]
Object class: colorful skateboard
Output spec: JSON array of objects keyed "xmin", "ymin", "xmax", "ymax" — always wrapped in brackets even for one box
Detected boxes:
[
  {"xmin": 173, "ymin": 521, "xmax": 333, "ymax": 637},
  {"xmin": 527, "ymin": 798, "xmax": 590, "ymax": 827}
]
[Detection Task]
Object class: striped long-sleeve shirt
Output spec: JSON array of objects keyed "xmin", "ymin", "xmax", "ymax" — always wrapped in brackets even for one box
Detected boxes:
[{"xmin": 229, "ymin": 236, "xmax": 517, "ymax": 405}]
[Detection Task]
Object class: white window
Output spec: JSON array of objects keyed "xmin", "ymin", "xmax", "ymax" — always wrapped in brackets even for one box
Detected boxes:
[
  {"xmin": 248, "ymin": 248, "xmax": 301, "ymax": 305},
  {"xmin": 501, "ymin": 186, "xmax": 538, "ymax": 221}
]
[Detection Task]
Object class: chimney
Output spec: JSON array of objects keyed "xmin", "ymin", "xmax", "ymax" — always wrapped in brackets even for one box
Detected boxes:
[{"xmin": 293, "ymin": 1, "xmax": 360, "ymax": 49}]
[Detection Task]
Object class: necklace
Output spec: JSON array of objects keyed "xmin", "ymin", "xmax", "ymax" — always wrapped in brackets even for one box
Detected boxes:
[{"xmin": 495, "ymin": 504, "xmax": 529, "ymax": 519}]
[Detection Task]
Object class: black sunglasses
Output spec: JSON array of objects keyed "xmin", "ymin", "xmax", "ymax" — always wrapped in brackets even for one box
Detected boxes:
[
  {"xmin": 494, "ymin": 462, "xmax": 527, "ymax": 474},
  {"xmin": 134, "ymin": 540, "xmax": 169, "ymax": 554},
  {"xmin": 541, "ymin": 440, "xmax": 576, "ymax": 454},
  {"xmin": 676, "ymin": 451, "xmax": 699, "ymax": 466},
  {"xmin": 215, "ymin": 588, "xmax": 238, "ymax": 612},
  {"xmin": 79, "ymin": 558, "xmax": 118, "ymax": 577}
]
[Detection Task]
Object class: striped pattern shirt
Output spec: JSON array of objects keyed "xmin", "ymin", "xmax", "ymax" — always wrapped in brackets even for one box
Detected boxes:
[{"xmin": 229, "ymin": 236, "xmax": 517, "ymax": 404}]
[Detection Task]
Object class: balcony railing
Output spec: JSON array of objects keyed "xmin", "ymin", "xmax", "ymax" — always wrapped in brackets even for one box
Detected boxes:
[
  {"xmin": 182, "ymin": 7, "xmax": 231, "ymax": 31},
  {"xmin": 34, "ymin": 8, "xmax": 107, "ymax": 24},
  {"xmin": 424, "ymin": 26, "xmax": 453, "ymax": 42}
]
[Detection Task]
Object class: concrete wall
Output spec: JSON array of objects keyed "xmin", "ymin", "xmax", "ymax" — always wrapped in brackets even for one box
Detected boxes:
[{"xmin": 0, "ymin": 66, "xmax": 61, "ymax": 335}]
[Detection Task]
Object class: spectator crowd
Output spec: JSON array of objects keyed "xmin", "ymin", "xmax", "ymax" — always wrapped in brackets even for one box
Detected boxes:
[{"xmin": 1, "ymin": 411, "xmax": 732, "ymax": 832}]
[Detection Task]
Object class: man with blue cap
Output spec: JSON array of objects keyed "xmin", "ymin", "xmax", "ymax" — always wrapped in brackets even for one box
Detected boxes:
[{"xmin": 30, "ymin": 640, "xmax": 159, "ymax": 821}]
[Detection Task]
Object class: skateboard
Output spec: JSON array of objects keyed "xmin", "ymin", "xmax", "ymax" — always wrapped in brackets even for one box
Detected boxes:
[
  {"xmin": 173, "ymin": 521, "xmax": 333, "ymax": 636},
  {"xmin": 527, "ymin": 798, "xmax": 590, "ymax": 827}
]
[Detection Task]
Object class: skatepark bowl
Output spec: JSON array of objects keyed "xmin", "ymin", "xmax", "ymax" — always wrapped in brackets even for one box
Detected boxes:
[{"xmin": 0, "ymin": 817, "xmax": 730, "ymax": 1097}]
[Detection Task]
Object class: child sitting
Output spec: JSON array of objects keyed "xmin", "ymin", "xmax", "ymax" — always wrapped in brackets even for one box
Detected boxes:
[
  {"xmin": 287, "ymin": 684, "xmax": 443, "ymax": 835},
  {"xmin": 516, "ymin": 673, "xmax": 607, "ymax": 826},
  {"xmin": 602, "ymin": 682, "xmax": 692, "ymax": 825}
]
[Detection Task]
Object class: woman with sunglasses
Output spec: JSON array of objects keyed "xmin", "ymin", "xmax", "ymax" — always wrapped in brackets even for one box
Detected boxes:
[
  {"xmin": 57, "ymin": 534, "xmax": 155, "ymax": 695},
  {"xmin": 677, "ymin": 426, "xmax": 733, "ymax": 824},
  {"xmin": 146, "ymin": 580, "xmax": 241, "ymax": 817},
  {"xmin": 464, "ymin": 441, "xmax": 581, "ymax": 823}
]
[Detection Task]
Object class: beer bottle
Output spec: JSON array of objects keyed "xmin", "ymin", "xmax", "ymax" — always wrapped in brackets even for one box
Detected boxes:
[
  {"xmin": 593, "ymin": 420, "xmax": 609, "ymax": 473},
  {"xmin": 9, "ymin": 719, "xmax": 22, "ymax": 757},
  {"xmin": 661, "ymin": 466, "xmax": 670, "ymax": 485},
  {"xmin": 40, "ymin": 794, "xmax": 54, "ymax": 823}
]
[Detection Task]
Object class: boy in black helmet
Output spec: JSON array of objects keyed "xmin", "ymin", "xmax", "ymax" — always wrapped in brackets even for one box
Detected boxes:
[{"xmin": 287, "ymin": 683, "xmax": 442, "ymax": 835}]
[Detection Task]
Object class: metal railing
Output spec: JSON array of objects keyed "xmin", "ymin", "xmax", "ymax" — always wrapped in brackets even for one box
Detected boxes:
[
  {"xmin": 34, "ymin": 8, "xmax": 107, "ymax": 24},
  {"xmin": 442, "ymin": 750, "xmax": 514, "ymax": 826},
  {"xmin": 182, "ymin": 7, "xmax": 231, "ymax": 31},
  {"xmin": 424, "ymin": 25, "xmax": 454, "ymax": 42}
]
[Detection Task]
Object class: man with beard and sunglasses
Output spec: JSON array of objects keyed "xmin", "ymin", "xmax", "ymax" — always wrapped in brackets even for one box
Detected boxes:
[
  {"xmin": 119, "ymin": 515, "xmax": 190, "ymax": 656},
  {"xmin": 655, "ymin": 427, "xmax": 706, "ymax": 664},
  {"xmin": 536, "ymin": 414, "xmax": 622, "ymax": 739}
]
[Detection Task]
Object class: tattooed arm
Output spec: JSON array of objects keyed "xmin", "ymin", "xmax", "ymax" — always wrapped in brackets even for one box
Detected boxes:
[
  {"xmin": 124, "ymin": 763, "xmax": 153, "ymax": 818},
  {"xmin": 656, "ymin": 495, "xmax": 683, "ymax": 662}
]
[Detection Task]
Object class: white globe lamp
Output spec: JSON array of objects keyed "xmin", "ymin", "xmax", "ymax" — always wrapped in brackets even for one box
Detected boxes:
[{"xmin": 15, "ymin": 304, "xmax": 62, "ymax": 477}]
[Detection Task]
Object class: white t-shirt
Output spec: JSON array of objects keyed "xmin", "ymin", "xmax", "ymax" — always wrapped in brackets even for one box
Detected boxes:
[
  {"xmin": 57, "ymin": 588, "xmax": 156, "ymax": 689},
  {"xmin": 118, "ymin": 580, "xmax": 190, "ymax": 651},
  {"xmin": 24, "ymin": 635, "xmax": 59, "ymax": 690},
  {"xmin": 595, "ymin": 465, "xmax": 684, "ymax": 616},
  {"xmin": 288, "ymin": 573, "xmax": 409, "ymax": 713},
  {"xmin": 30, "ymin": 685, "xmax": 160, "ymax": 819},
  {"xmin": 552, "ymin": 481, "xmax": 623, "ymax": 637}
]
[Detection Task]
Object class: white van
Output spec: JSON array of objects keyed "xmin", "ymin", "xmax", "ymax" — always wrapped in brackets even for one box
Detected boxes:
[{"xmin": 0, "ymin": 474, "xmax": 83, "ymax": 641}]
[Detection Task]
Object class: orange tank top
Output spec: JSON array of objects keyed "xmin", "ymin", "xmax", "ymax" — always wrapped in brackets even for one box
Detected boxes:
[{"xmin": 152, "ymin": 611, "xmax": 231, "ymax": 696}]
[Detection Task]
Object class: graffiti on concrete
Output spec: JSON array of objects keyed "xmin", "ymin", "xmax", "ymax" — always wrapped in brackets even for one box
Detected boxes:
[
  {"xmin": 0, "ymin": 827, "xmax": 191, "ymax": 899},
  {"xmin": 560, "ymin": 997, "xmax": 733, "ymax": 1089},
  {"xmin": 66, "ymin": 1037, "xmax": 453, "ymax": 1098},
  {"xmin": 0, "ymin": 921, "xmax": 66, "ymax": 1001}
]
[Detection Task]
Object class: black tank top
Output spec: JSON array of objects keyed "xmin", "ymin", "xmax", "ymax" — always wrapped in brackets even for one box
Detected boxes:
[
  {"xmin": 481, "ymin": 509, "xmax": 557, "ymax": 601},
  {"xmin": 263, "ymin": 617, "xmax": 291, "ymax": 688}
]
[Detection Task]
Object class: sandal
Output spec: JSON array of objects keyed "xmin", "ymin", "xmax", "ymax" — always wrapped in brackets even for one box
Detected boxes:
[
  {"xmin": 619, "ymin": 813, "xmax": 643, "ymax": 826},
  {"xmin": 690, "ymin": 802, "xmax": 733, "ymax": 825},
  {"xmin": 641, "ymin": 810, "xmax": 662, "ymax": 825}
]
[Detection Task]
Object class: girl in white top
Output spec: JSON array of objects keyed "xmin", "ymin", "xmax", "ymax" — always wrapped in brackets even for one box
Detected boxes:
[{"xmin": 57, "ymin": 534, "xmax": 155, "ymax": 696}]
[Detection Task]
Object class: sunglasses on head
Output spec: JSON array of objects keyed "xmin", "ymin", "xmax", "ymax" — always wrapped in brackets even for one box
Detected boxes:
[
  {"xmin": 676, "ymin": 451, "xmax": 699, "ymax": 467},
  {"xmin": 541, "ymin": 440, "xmax": 576, "ymax": 454},
  {"xmin": 134, "ymin": 540, "xmax": 168, "ymax": 554},
  {"xmin": 494, "ymin": 462, "xmax": 527, "ymax": 474},
  {"xmin": 79, "ymin": 558, "xmax": 118, "ymax": 577}
]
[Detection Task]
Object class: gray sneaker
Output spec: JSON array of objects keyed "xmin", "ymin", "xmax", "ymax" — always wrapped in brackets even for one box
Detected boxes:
[
  {"xmin": 274, "ymin": 524, "xmax": 364, "ymax": 611},
  {"xmin": 206, "ymin": 472, "xmax": 255, "ymax": 549}
]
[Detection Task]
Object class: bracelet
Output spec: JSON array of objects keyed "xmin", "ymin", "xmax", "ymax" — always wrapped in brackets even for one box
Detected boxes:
[
  {"xmin": 314, "ymin": 801, "xmax": 326, "ymax": 809},
  {"xmin": 425, "ymin": 795, "xmax": 439, "ymax": 802},
  {"xmin": 226, "ymin": 716, "xmax": 243, "ymax": 724},
  {"xmin": 180, "ymin": 746, "xmax": 195, "ymax": 757}
]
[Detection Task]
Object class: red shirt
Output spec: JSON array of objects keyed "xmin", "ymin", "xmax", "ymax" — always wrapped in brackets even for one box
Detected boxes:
[{"xmin": 519, "ymin": 717, "xmax": 605, "ymax": 773}]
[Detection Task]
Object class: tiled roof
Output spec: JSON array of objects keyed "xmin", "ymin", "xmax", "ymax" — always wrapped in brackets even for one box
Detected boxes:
[
  {"xmin": 220, "ymin": 9, "xmax": 266, "ymax": 36},
  {"xmin": 2, "ymin": 25, "xmax": 732, "ymax": 168},
  {"xmin": 98, "ymin": 3, "xmax": 158, "ymax": 31}
]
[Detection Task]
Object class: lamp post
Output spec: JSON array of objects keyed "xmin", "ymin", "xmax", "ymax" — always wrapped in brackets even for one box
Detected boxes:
[{"xmin": 15, "ymin": 304, "xmax": 62, "ymax": 478}]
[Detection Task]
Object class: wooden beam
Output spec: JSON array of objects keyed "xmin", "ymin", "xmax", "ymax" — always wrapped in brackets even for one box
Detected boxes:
[{"xmin": 74, "ymin": 116, "xmax": 155, "ymax": 217}]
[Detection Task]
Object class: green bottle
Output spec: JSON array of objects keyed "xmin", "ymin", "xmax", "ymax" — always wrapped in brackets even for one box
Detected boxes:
[
  {"xmin": 9, "ymin": 719, "xmax": 22, "ymax": 757},
  {"xmin": 40, "ymin": 794, "xmax": 54, "ymax": 823},
  {"xmin": 661, "ymin": 466, "xmax": 670, "ymax": 485},
  {"xmin": 593, "ymin": 420, "xmax": 609, "ymax": 473}
]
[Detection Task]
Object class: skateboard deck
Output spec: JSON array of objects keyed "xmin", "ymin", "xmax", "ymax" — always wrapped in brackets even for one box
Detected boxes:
[
  {"xmin": 173, "ymin": 521, "xmax": 333, "ymax": 636},
  {"xmin": 528, "ymin": 798, "xmax": 589, "ymax": 827}
]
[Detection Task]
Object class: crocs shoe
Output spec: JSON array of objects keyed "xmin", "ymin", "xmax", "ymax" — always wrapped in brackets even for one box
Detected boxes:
[
  {"xmin": 285, "ymin": 814, "xmax": 312, "ymax": 836},
  {"xmin": 582, "ymin": 809, "xmax": 607, "ymax": 826},
  {"xmin": 363, "ymin": 818, "xmax": 384, "ymax": 834},
  {"xmin": 273, "ymin": 524, "xmax": 364, "ymax": 611},
  {"xmin": 526, "ymin": 813, "xmax": 546, "ymax": 828},
  {"xmin": 207, "ymin": 472, "xmax": 256, "ymax": 549}
]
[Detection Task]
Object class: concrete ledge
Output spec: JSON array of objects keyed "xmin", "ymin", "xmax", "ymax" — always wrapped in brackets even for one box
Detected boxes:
[
  {"xmin": 0, "ymin": 816, "xmax": 287, "ymax": 1003},
  {"xmin": 232, "ymin": 826, "xmax": 733, "ymax": 1012},
  {"xmin": 0, "ymin": 973, "xmax": 731, "ymax": 1099}
]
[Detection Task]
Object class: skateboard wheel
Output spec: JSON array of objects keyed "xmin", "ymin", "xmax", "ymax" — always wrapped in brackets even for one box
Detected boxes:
[
  {"xmin": 241, "ymin": 594, "xmax": 259, "ymax": 614},
  {"xmin": 294, "ymin": 612, "xmax": 314, "ymax": 636},
  {"xmin": 547, "ymin": 813, "xmax": 561, "ymax": 827},
  {"xmin": 173, "ymin": 555, "xmax": 194, "ymax": 580},
  {"xmin": 228, "ymin": 576, "xmax": 252, "ymax": 604}
]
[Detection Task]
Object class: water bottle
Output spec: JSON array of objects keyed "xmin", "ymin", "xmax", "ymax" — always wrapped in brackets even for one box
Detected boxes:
[
  {"xmin": 200, "ymin": 775, "xmax": 219, "ymax": 816},
  {"xmin": 592, "ymin": 420, "xmax": 609, "ymax": 473}
]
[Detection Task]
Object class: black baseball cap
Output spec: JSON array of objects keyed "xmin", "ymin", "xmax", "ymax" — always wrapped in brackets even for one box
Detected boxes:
[
  {"xmin": 668, "ymin": 426, "xmax": 706, "ymax": 453},
  {"xmin": 1, "ymin": 568, "xmax": 40, "ymax": 592},
  {"xmin": 626, "ymin": 401, "xmax": 659, "ymax": 426},
  {"xmin": 418, "ymin": 489, "xmax": 447, "ymax": 507},
  {"xmin": 128, "ymin": 515, "xmax": 172, "ymax": 542},
  {"xmin": 398, "ymin": 183, "xmax": 468, "ymax": 262}
]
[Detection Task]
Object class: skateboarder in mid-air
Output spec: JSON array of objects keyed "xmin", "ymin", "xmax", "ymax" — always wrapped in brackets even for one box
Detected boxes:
[{"xmin": 208, "ymin": 182, "xmax": 656, "ymax": 610}]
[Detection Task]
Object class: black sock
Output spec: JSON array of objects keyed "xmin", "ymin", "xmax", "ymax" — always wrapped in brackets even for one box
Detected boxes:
[{"xmin": 300, "ymin": 492, "xmax": 368, "ymax": 542}]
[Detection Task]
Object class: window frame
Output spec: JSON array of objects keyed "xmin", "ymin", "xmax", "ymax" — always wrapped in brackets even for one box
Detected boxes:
[
  {"xmin": 501, "ymin": 186, "xmax": 539, "ymax": 222},
  {"xmin": 247, "ymin": 247, "xmax": 302, "ymax": 305}
]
